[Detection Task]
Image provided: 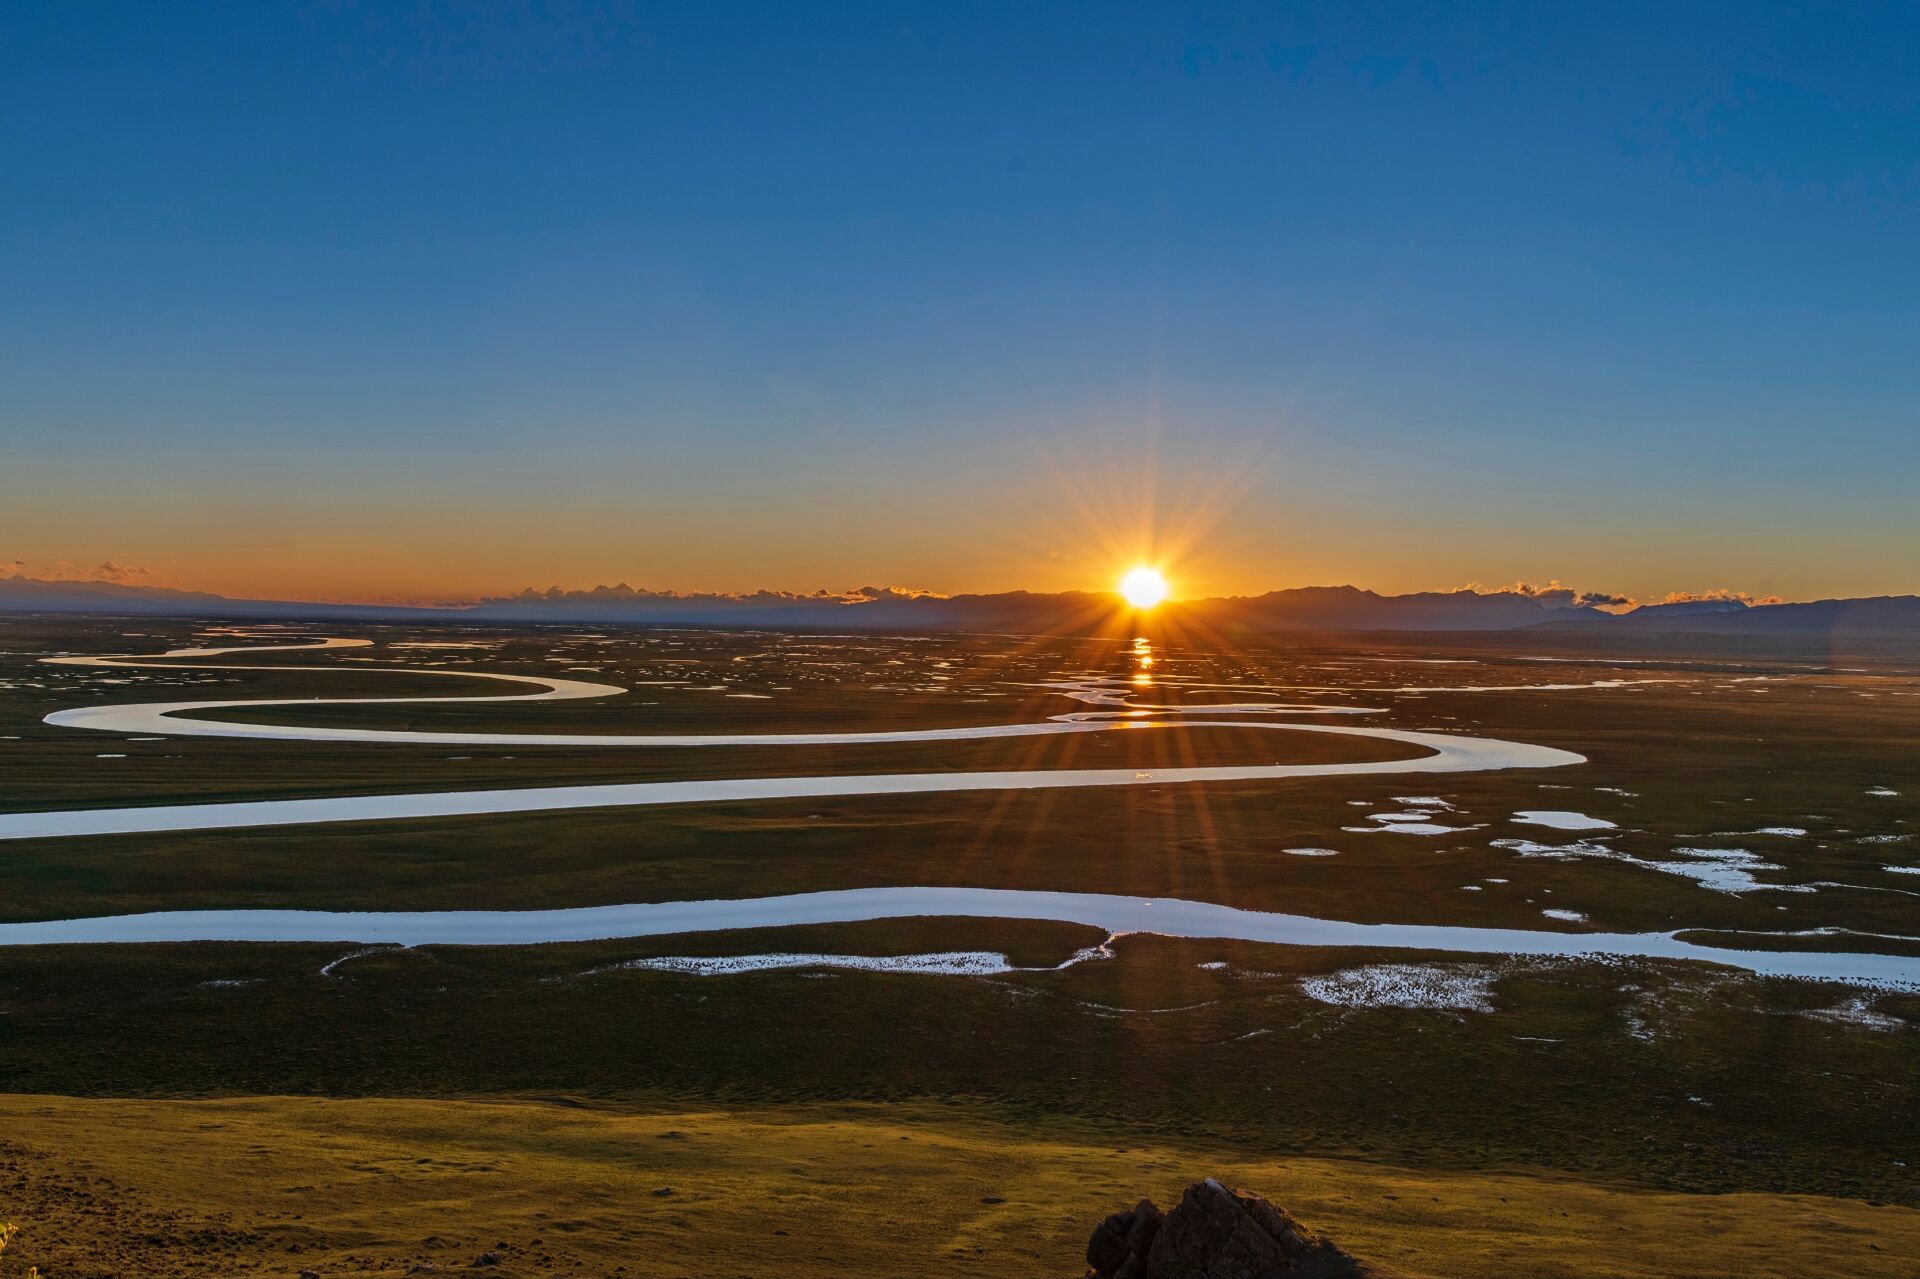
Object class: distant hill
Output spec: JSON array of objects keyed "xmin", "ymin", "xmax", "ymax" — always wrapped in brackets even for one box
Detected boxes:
[
  {"xmin": 1190, "ymin": 585, "xmax": 1601, "ymax": 632},
  {"xmin": 0, "ymin": 577, "xmax": 236, "ymax": 611},
  {"xmin": 0, "ymin": 574, "xmax": 1599, "ymax": 631},
  {"xmin": 0, "ymin": 576, "xmax": 432, "ymax": 620},
  {"xmin": 468, "ymin": 582, "xmax": 1604, "ymax": 631},
  {"xmin": 2, "ymin": 574, "xmax": 1913, "ymax": 636},
  {"xmin": 1544, "ymin": 595, "xmax": 1920, "ymax": 636},
  {"xmin": 469, "ymin": 584, "xmax": 1121, "ymax": 630},
  {"xmin": 1616, "ymin": 597, "xmax": 1751, "ymax": 620}
]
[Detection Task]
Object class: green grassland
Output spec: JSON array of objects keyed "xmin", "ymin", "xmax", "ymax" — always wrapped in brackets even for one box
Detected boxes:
[{"xmin": 0, "ymin": 918, "xmax": 1914, "ymax": 1201}]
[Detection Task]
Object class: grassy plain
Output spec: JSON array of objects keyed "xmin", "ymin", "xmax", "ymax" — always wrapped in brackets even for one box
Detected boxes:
[
  {"xmin": 1, "ymin": 919, "xmax": 1914, "ymax": 1201},
  {"xmin": 0, "ymin": 615, "xmax": 1916, "ymax": 1274},
  {"xmin": 4, "ymin": 1093, "xmax": 1918, "ymax": 1279}
]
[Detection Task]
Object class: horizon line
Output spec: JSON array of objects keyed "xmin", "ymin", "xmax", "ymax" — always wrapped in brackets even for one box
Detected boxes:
[{"xmin": 0, "ymin": 568, "xmax": 1857, "ymax": 614}]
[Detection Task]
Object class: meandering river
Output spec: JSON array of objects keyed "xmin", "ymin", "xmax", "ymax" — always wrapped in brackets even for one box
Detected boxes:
[
  {"xmin": 5, "ymin": 635, "xmax": 1582, "ymax": 840},
  {"xmin": 13, "ymin": 635, "xmax": 1909, "ymax": 989}
]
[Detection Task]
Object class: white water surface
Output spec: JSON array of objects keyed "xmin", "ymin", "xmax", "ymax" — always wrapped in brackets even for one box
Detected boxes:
[
  {"xmin": 7, "ymin": 637, "xmax": 1586, "ymax": 840},
  {"xmin": 1300, "ymin": 963, "xmax": 1499, "ymax": 1011},
  {"xmin": 620, "ymin": 950, "xmax": 1022, "ymax": 977},
  {"xmin": 1, "ymin": 886, "xmax": 1914, "ymax": 988},
  {"xmin": 1515, "ymin": 810, "xmax": 1617, "ymax": 831}
]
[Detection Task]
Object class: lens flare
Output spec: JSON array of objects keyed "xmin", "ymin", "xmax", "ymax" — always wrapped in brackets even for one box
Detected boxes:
[{"xmin": 1119, "ymin": 566, "xmax": 1169, "ymax": 609}]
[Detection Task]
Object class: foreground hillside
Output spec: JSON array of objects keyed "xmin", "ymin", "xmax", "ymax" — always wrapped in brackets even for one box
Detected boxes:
[{"xmin": 2, "ymin": 1095, "xmax": 1916, "ymax": 1279}]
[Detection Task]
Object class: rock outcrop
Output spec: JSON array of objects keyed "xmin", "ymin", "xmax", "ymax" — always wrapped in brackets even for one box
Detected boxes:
[{"xmin": 1084, "ymin": 1178, "xmax": 1380, "ymax": 1279}]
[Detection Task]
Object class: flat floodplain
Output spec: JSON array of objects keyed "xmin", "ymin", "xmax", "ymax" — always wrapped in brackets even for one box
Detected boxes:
[{"xmin": 0, "ymin": 616, "xmax": 1916, "ymax": 1275}]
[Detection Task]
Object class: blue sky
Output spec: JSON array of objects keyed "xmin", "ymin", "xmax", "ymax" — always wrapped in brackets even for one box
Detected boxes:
[{"xmin": 3, "ymin": 2, "xmax": 1916, "ymax": 602}]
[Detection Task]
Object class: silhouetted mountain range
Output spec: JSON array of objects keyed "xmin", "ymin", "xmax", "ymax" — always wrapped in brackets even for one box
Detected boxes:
[
  {"xmin": 1535, "ymin": 594, "xmax": 1920, "ymax": 636},
  {"xmin": 2, "ymin": 574, "xmax": 1916, "ymax": 636},
  {"xmin": 0, "ymin": 577, "xmax": 414, "ymax": 620}
]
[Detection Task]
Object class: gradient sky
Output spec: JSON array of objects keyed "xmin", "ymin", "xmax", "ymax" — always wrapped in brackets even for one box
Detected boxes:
[{"xmin": 4, "ymin": 2, "xmax": 1917, "ymax": 604}]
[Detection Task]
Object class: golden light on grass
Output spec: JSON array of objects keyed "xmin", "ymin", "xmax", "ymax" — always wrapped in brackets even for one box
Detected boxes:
[
  {"xmin": 1119, "ymin": 566, "xmax": 1169, "ymax": 610},
  {"xmin": 6, "ymin": 1095, "xmax": 1913, "ymax": 1279}
]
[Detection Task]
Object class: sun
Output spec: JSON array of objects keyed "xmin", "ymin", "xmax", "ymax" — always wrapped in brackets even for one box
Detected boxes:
[{"xmin": 1118, "ymin": 566, "xmax": 1169, "ymax": 610}]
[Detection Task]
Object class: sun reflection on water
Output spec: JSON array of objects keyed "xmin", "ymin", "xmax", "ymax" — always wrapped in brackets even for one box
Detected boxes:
[{"xmin": 1131, "ymin": 636, "xmax": 1154, "ymax": 686}]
